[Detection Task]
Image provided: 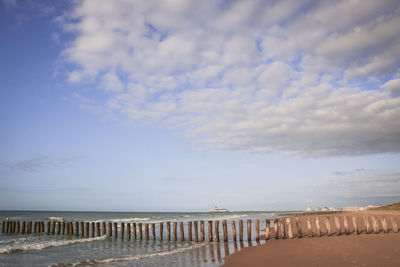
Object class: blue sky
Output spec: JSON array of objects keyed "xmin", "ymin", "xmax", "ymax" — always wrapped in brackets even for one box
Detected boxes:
[{"xmin": 1, "ymin": 0, "xmax": 400, "ymax": 211}]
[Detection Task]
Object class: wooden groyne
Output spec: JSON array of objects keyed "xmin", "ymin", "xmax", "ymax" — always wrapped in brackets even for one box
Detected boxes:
[{"xmin": 2, "ymin": 214, "xmax": 399, "ymax": 242}]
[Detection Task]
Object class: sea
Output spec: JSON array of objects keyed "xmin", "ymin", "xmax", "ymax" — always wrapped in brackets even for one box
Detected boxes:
[{"xmin": 0, "ymin": 210, "xmax": 299, "ymax": 266}]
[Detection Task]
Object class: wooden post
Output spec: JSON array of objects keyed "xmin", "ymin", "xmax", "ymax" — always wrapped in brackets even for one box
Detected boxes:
[
  {"xmin": 194, "ymin": 221, "xmax": 199, "ymax": 242},
  {"xmin": 139, "ymin": 223, "xmax": 143, "ymax": 240},
  {"xmin": 265, "ymin": 219, "xmax": 270, "ymax": 240},
  {"xmin": 167, "ymin": 222, "xmax": 171, "ymax": 241},
  {"xmin": 33, "ymin": 222, "xmax": 37, "ymax": 233},
  {"xmin": 215, "ymin": 220, "xmax": 220, "ymax": 242},
  {"xmin": 16, "ymin": 221, "xmax": 20, "ymax": 234},
  {"xmin": 255, "ymin": 220, "xmax": 260, "ymax": 241},
  {"xmin": 85, "ymin": 222, "xmax": 90, "ymax": 237},
  {"xmin": 208, "ymin": 221, "xmax": 213, "ymax": 242},
  {"xmin": 364, "ymin": 216, "xmax": 371, "ymax": 234},
  {"xmin": 1, "ymin": 221, "xmax": 4, "ymax": 233},
  {"xmin": 343, "ymin": 217, "xmax": 350, "ymax": 235},
  {"xmin": 96, "ymin": 222, "xmax": 100, "ymax": 237},
  {"xmin": 352, "ymin": 217, "xmax": 359, "ymax": 235},
  {"xmin": 188, "ymin": 221, "xmax": 192, "ymax": 241},
  {"xmin": 81, "ymin": 222, "xmax": 84, "ymax": 237},
  {"xmin": 70, "ymin": 222, "xmax": 74, "ymax": 235},
  {"xmin": 127, "ymin": 223, "xmax": 131, "ymax": 241},
  {"xmin": 62, "ymin": 222, "xmax": 65, "ymax": 235},
  {"xmin": 108, "ymin": 222, "xmax": 112, "ymax": 237},
  {"xmin": 133, "ymin": 223, "xmax": 137, "ymax": 240},
  {"xmin": 75, "ymin": 222, "xmax": 79, "ymax": 236},
  {"xmin": 231, "ymin": 221, "xmax": 237, "ymax": 242},
  {"xmin": 42, "ymin": 222, "xmax": 45, "ymax": 233},
  {"xmin": 102, "ymin": 222, "xmax": 106, "ymax": 236},
  {"xmin": 91, "ymin": 222, "xmax": 95, "ymax": 237},
  {"xmin": 222, "ymin": 220, "xmax": 228, "ymax": 242},
  {"xmin": 295, "ymin": 217, "xmax": 302, "ymax": 238},
  {"xmin": 51, "ymin": 221, "xmax": 55, "ymax": 235},
  {"xmin": 390, "ymin": 217, "xmax": 398, "ymax": 233},
  {"xmin": 306, "ymin": 218, "xmax": 312, "ymax": 237},
  {"xmin": 46, "ymin": 221, "xmax": 50, "ymax": 234},
  {"xmin": 371, "ymin": 216, "xmax": 379, "ymax": 233},
  {"xmin": 173, "ymin": 222, "xmax": 177, "ymax": 241},
  {"xmin": 325, "ymin": 217, "xmax": 331, "ymax": 236},
  {"xmin": 335, "ymin": 217, "xmax": 341, "ymax": 235},
  {"xmin": 315, "ymin": 217, "xmax": 321, "ymax": 237},
  {"xmin": 381, "ymin": 217, "xmax": 388, "ymax": 233},
  {"xmin": 27, "ymin": 221, "xmax": 32, "ymax": 234},
  {"xmin": 66, "ymin": 222, "xmax": 70, "ymax": 235},
  {"xmin": 22, "ymin": 221, "xmax": 26, "ymax": 234},
  {"xmin": 152, "ymin": 223, "xmax": 156, "ymax": 240},
  {"xmin": 274, "ymin": 219, "xmax": 279, "ymax": 239},
  {"xmin": 200, "ymin": 221, "xmax": 205, "ymax": 241},
  {"xmin": 114, "ymin": 222, "xmax": 118, "ymax": 238},
  {"xmin": 180, "ymin": 222, "xmax": 184, "ymax": 241},
  {"xmin": 247, "ymin": 219, "xmax": 252, "ymax": 241},
  {"xmin": 160, "ymin": 222, "xmax": 163, "ymax": 241},
  {"xmin": 239, "ymin": 220, "xmax": 244, "ymax": 241},
  {"xmin": 145, "ymin": 224, "xmax": 149, "ymax": 241},
  {"xmin": 57, "ymin": 222, "xmax": 62, "ymax": 235},
  {"xmin": 121, "ymin": 223, "xmax": 125, "ymax": 240},
  {"xmin": 286, "ymin": 218, "xmax": 293, "ymax": 239}
]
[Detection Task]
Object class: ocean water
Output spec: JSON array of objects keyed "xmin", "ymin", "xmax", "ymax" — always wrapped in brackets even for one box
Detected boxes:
[{"xmin": 0, "ymin": 211, "xmax": 297, "ymax": 266}]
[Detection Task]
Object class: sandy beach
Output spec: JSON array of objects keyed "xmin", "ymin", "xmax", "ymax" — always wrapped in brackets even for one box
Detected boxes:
[{"xmin": 224, "ymin": 211, "xmax": 400, "ymax": 267}]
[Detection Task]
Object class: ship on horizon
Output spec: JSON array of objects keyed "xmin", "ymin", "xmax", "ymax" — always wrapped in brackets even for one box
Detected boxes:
[{"xmin": 207, "ymin": 206, "xmax": 228, "ymax": 212}]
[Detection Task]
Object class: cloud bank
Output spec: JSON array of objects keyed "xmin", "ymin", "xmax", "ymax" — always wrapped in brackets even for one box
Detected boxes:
[{"xmin": 61, "ymin": 0, "xmax": 400, "ymax": 156}]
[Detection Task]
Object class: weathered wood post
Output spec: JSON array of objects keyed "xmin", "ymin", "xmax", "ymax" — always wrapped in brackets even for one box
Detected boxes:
[
  {"xmin": 352, "ymin": 217, "xmax": 359, "ymax": 235},
  {"xmin": 265, "ymin": 219, "xmax": 270, "ymax": 240},
  {"xmin": 27, "ymin": 221, "xmax": 32, "ymax": 234},
  {"xmin": 239, "ymin": 220, "xmax": 244, "ymax": 241},
  {"xmin": 1, "ymin": 221, "xmax": 5, "ymax": 233},
  {"xmin": 173, "ymin": 222, "xmax": 177, "ymax": 241},
  {"xmin": 108, "ymin": 222, "xmax": 112, "ymax": 237},
  {"xmin": 381, "ymin": 217, "xmax": 388, "ymax": 233},
  {"xmin": 167, "ymin": 222, "xmax": 171, "ymax": 241},
  {"xmin": 139, "ymin": 223, "xmax": 143, "ymax": 240},
  {"xmin": 96, "ymin": 222, "xmax": 100, "ymax": 237},
  {"xmin": 343, "ymin": 217, "xmax": 350, "ymax": 235},
  {"xmin": 194, "ymin": 221, "xmax": 199, "ymax": 242},
  {"xmin": 364, "ymin": 216, "xmax": 370, "ymax": 234},
  {"xmin": 160, "ymin": 222, "xmax": 163, "ymax": 241},
  {"xmin": 286, "ymin": 218, "xmax": 294, "ymax": 239},
  {"xmin": 200, "ymin": 221, "xmax": 205, "ymax": 241},
  {"xmin": 80, "ymin": 222, "xmax": 84, "ymax": 237},
  {"xmin": 315, "ymin": 217, "xmax": 321, "ymax": 237},
  {"xmin": 255, "ymin": 220, "xmax": 260, "ymax": 241},
  {"xmin": 390, "ymin": 217, "xmax": 398, "ymax": 233},
  {"xmin": 91, "ymin": 222, "xmax": 95, "ymax": 237},
  {"xmin": 61, "ymin": 222, "xmax": 65, "ymax": 235},
  {"xmin": 33, "ymin": 222, "xmax": 37, "ymax": 233},
  {"xmin": 114, "ymin": 222, "xmax": 118, "ymax": 238},
  {"xmin": 22, "ymin": 221, "xmax": 26, "ymax": 234},
  {"xmin": 121, "ymin": 223, "xmax": 125, "ymax": 240},
  {"xmin": 208, "ymin": 221, "xmax": 213, "ymax": 242},
  {"xmin": 274, "ymin": 219, "xmax": 279, "ymax": 239},
  {"xmin": 180, "ymin": 222, "xmax": 184, "ymax": 241},
  {"xmin": 152, "ymin": 223, "xmax": 156, "ymax": 240},
  {"xmin": 66, "ymin": 222, "xmax": 70, "ymax": 235},
  {"xmin": 371, "ymin": 216, "xmax": 379, "ymax": 233},
  {"xmin": 247, "ymin": 219, "xmax": 252, "ymax": 241},
  {"xmin": 102, "ymin": 222, "xmax": 106, "ymax": 236},
  {"xmin": 46, "ymin": 221, "xmax": 50, "ymax": 234},
  {"xmin": 231, "ymin": 221, "xmax": 237, "ymax": 242},
  {"xmin": 335, "ymin": 217, "xmax": 341, "ymax": 235},
  {"xmin": 85, "ymin": 222, "xmax": 90, "ymax": 237},
  {"xmin": 295, "ymin": 217, "xmax": 302, "ymax": 238},
  {"xmin": 188, "ymin": 221, "xmax": 192, "ymax": 241},
  {"xmin": 145, "ymin": 224, "xmax": 149, "ymax": 241},
  {"xmin": 222, "ymin": 220, "xmax": 228, "ymax": 242},
  {"xmin": 57, "ymin": 222, "xmax": 62, "ymax": 235},
  {"xmin": 42, "ymin": 222, "xmax": 45, "ymax": 233},
  {"xmin": 16, "ymin": 221, "xmax": 20, "ymax": 234},
  {"xmin": 133, "ymin": 223, "xmax": 137, "ymax": 240},
  {"xmin": 75, "ymin": 222, "xmax": 79, "ymax": 236},
  {"xmin": 306, "ymin": 218, "xmax": 312, "ymax": 237},
  {"xmin": 51, "ymin": 221, "xmax": 55, "ymax": 235},
  {"xmin": 127, "ymin": 223, "xmax": 131, "ymax": 241},
  {"xmin": 325, "ymin": 217, "xmax": 331, "ymax": 236},
  {"xmin": 215, "ymin": 220, "xmax": 220, "ymax": 242}
]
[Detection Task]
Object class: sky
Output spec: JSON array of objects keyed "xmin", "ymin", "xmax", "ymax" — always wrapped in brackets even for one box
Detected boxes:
[{"xmin": 1, "ymin": 0, "xmax": 400, "ymax": 212}]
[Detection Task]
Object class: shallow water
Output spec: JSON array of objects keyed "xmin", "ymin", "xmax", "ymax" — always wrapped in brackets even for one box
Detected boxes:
[{"xmin": 0, "ymin": 211, "xmax": 296, "ymax": 266}]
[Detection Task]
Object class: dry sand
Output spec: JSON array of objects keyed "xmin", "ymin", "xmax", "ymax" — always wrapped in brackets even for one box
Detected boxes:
[{"xmin": 223, "ymin": 211, "xmax": 400, "ymax": 267}]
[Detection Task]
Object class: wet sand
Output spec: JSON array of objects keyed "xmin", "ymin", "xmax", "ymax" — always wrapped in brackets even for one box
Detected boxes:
[{"xmin": 223, "ymin": 211, "xmax": 400, "ymax": 267}]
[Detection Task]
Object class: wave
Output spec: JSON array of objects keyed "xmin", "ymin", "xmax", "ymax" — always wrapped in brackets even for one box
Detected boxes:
[
  {"xmin": 52, "ymin": 242, "xmax": 208, "ymax": 266},
  {"xmin": 91, "ymin": 217, "xmax": 151, "ymax": 223},
  {"xmin": 45, "ymin": 217, "xmax": 63, "ymax": 222},
  {"xmin": 0, "ymin": 235, "xmax": 107, "ymax": 254}
]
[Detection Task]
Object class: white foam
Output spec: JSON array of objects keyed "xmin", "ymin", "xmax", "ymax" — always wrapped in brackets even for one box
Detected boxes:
[
  {"xmin": 53, "ymin": 242, "xmax": 208, "ymax": 266},
  {"xmin": 0, "ymin": 235, "xmax": 107, "ymax": 254},
  {"xmin": 46, "ymin": 217, "xmax": 63, "ymax": 222}
]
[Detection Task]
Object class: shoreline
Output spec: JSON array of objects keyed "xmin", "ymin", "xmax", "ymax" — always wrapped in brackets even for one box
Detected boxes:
[{"xmin": 223, "ymin": 210, "xmax": 400, "ymax": 267}]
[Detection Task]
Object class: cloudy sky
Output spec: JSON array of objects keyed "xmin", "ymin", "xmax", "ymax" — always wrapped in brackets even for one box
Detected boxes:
[{"xmin": 1, "ymin": 0, "xmax": 400, "ymax": 211}]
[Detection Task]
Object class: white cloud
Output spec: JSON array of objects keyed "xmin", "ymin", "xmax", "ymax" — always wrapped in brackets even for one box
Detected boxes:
[{"xmin": 61, "ymin": 0, "xmax": 400, "ymax": 156}]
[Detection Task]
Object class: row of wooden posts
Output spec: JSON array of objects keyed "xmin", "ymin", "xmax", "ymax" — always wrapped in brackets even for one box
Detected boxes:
[{"xmin": 2, "ymin": 215, "xmax": 399, "ymax": 242}]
